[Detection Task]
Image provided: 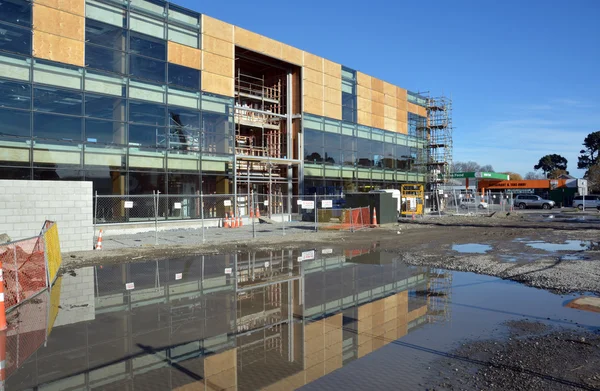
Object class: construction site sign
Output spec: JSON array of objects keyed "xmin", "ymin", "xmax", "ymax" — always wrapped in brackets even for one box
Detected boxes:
[
  {"xmin": 125, "ymin": 282, "xmax": 135, "ymax": 290},
  {"xmin": 321, "ymin": 200, "xmax": 332, "ymax": 208},
  {"xmin": 302, "ymin": 250, "xmax": 315, "ymax": 261},
  {"xmin": 124, "ymin": 201, "xmax": 133, "ymax": 209},
  {"xmin": 302, "ymin": 200, "xmax": 314, "ymax": 209},
  {"xmin": 224, "ymin": 200, "xmax": 231, "ymax": 206}
]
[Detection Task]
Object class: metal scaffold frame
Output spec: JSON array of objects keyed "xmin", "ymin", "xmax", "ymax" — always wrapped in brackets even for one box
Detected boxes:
[{"xmin": 425, "ymin": 95, "xmax": 453, "ymax": 188}]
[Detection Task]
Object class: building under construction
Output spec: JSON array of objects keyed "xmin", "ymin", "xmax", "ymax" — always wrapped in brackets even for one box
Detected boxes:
[{"xmin": 0, "ymin": 0, "xmax": 453, "ymax": 199}]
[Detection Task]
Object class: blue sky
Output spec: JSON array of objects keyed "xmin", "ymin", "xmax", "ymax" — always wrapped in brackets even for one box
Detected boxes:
[{"xmin": 176, "ymin": 0, "xmax": 600, "ymax": 177}]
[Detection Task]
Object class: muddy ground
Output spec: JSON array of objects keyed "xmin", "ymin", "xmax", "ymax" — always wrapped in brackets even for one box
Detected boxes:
[{"xmin": 427, "ymin": 320, "xmax": 600, "ymax": 391}]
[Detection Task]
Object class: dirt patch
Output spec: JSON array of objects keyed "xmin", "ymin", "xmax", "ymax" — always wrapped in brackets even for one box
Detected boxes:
[{"xmin": 427, "ymin": 322, "xmax": 600, "ymax": 391}]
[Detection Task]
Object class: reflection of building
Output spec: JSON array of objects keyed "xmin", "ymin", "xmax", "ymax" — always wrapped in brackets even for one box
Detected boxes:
[{"xmin": 7, "ymin": 248, "xmax": 451, "ymax": 390}]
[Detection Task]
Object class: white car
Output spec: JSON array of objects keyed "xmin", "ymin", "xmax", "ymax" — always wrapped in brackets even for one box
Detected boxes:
[
  {"xmin": 573, "ymin": 195, "xmax": 600, "ymax": 210},
  {"xmin": 459, "ymin": 198, "xmax": 488, "ymax": 209}
]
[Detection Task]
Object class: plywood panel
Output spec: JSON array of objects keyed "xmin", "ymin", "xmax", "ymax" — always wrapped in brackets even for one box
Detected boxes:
[
  {"xmin": 397, "ymin": 99, "xmax": 407, "ymax": 111},
  {"xmin": 407, "ymin": 102, "xmax": 420, "ymax": 115},
  {"xmin": 384, "ymin": 94, "xmax": 396, "ymax": 107},
  {"xmin": 201, "ymin": 71, "xmax": 233, "ymax": 96},
  {"xmin": 202, "ymin": 15, "xmax": 233, "ymax": 42},
  {"xmin": 371, "ymin": 78, "xmax": 384, "ymax": 93},
  {"xmin": 304, "ymin": 96, "xmax": 324, "ymax": 116},
  {"xmin": 33, "ymin": 4, "xmax": 84, "ymax": 41},
  {"xmin": 281, "ymin": 44, "xmax": 303, "ymax": 65},
  {"xmin": 383, "ymin": 81, "xmax": 396, "ymax": 97},
  {"xmin": 357, "ymin": 86, "xmax": 371, "ymax": 101},
  {"xmin": 324, "ymin": 74, "xmax": 341, "ymax": 90},
  {"xmin": 203, "ymin": 51, "xmax": 233, "ymax": 78},
  {"xmin": 168, "ymin": 41, "xmax": 201, "ymax": 70},
  {"xmin": 372, "ymin": 102, "xmax": 384, "ymax": 117},
  {"xmin": 202, "ymin": 35, "xmax": 233, "ymax": 58},
  {"xmin": 303, "ymin": 68, "xmax": 323, "ymax": 85},
  {"xmin": 384, "ymin": 105, "xmax": 396, "ymax": 119},
  {"xmin": 33, "ymin": 31, "xmax": 84, "ymax": 66},
  {"xmin": 323, "ymin": 59, "xmax": 341, "ymax": 78},
  {"xmin": 397, "ymin": 120, "xmax": 408, "ymax": 134},
  {"xmin": 234, "ymin": 26, "xmax": 262, "ymax": 52},
  {"xmin": 261, "ymin": 36, "xmax": 282, "ymax": 59},
  {"xmin": 324, "ymin": 102, "xmax": 342, "ymax": 120},
  {"xmin": 324, "ymin": 86, "xmax": 341, "ymax": 105},
  {"xmin": 303, "ymin": 52, "xmax": 323, "ymax": 72},
  {"xmin": 418, "ymin": 105, "xmax": 427, "ymax": 117},
  {"xmin": 384, "ymin": 117, "xmax": 397, "ymax": 133},
  {"xmin": 396, "ymin": 87, "xmax": 408, "ymax": 101},
  {"xmin": 35, "ymin": 0, "xmax": 84, "ymax": 16},
  {"xmin": 372, "ymin": 114, "xmax": 385, "ymax": 129},
  {"xmin": 357, "ymin": 110, "xmax": 372, "ymax": 127},
  {"xmin": 397, "ymin": 109, "xmax": 407, "ymax": 123},
  {"xmin": 357, "ymin": 97, "xmax": 372, "ymax": 113},
  {"xmin": 356, "ymin": 72, "xmax": 371, "ymax": 88},
  {"xmin": 304, "ymin": 81, "xmax": 323, "ymax": 100},
  {"xmin": 372, "ymin": 90, "xmax": 384, "ymax": 104}
]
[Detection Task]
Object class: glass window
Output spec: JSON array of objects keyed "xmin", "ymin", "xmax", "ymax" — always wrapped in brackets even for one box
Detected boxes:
[
  {"xmin": 168, "ymin": 63, "xmax": 199, "ymax": 90},
  {"xmin": 85, "ymin": 0, "xmax": 126, "ymax": 28},
  {"xmin": 85, "ymin": 19, "xmax": 127, "ymax": 50},
  {"xmin": 34, "ymin": 169, "xmax": 83, "ymax": 181},
  {"xmin": 129, "ymin": 12, "xmax": 165, "ymax": 39},
  {"xmin": 0, "ymin": 167, "xmax": 30, "ymax": 179},
  {"xmin": 129, "ymin": 171, "xmax": 166, "ymax": 195},
  {"xmin": 34, "ymin": 87, "xmax": 83, "ymax": 116},
  {"xmin": 129, "ymin": 100, "xmax": 165, "ymax": 126},
  {"xmin": 85, "ymin": 71, "xmax": 126, "ymax": 97},
  {"xmin": 168, "ymin": 25, "xmax": 198, "ymax": 48},
  {"xmin": 167, "ymin": 4, "xmax": 199, "ymax": 27},
  {"xmin": 85, "ymin": 94, "xmax": 126, "ymax": 121},
  {"xmin": 356, "ymin": 139, "xmax": 371, "ymax": 167},
  {"xmin": 86, "ymin": 44, "xmax": 127, "ymax": 75},
  {"xmin": 168, "ymin": 108, "xmax": 200, "ymax": 129},
  {"xmin": 303, "ymin": 129, "xmax": 323, "ymax": 163},
  {"xmin": 168, "ymin": 108, "xmax": 200, "ymax": 151},
  {"xmin": 0, "ymin": 107, "xmax": 30, "ymax": 137},
  {"xmin": 0, "ymin": 80, "xmax": 30, "ymax": 109},
  {"xmin": 129, "ymin": 123, "xmax": 166, "ymax": 147},
  {"xmin": 0, "ymin": 22, "xmax": 31, "ymax": 55},
  {"xmin": 130, "ymin": 32, "xmax": 166, "ymax": 60},
  {"xmin": 0, "ymin": 0, "xmax": 31, "ymax": 27},
  {"xmin": 84, "ymin": 170, "xmax": 126, "ymax": 195},
  {"xmin": 33, "ymin": 113, "xmax": 82, "ymax": 141},
  {"xmin": 85, "ymin": 119, "xmax": 126, "ymax": 144},
  {"xmin": 0, "ymin": 52, "xmax": 30, "ymax": 81},
  {"xmin": 202, "ymin": 112, "xmax": 231, "ymax": 155},
  {"xmin": 130, "ymin": 54, "xmax": 165, "ymax": 83},
  {"xmin": 323, "ymin": 132, "xmax": 341, "ymax": 165}
]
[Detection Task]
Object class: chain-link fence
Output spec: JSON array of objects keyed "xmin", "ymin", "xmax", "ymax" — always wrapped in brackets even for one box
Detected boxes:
[{"xmin": 418, "ymin": 190, "xmax": 515, "ymax": 216}]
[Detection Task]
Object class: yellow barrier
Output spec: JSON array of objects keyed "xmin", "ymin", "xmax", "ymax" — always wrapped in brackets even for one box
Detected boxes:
[{"xmin": 43, "ymin": 223, "xmax": 62, "ymax": 285}]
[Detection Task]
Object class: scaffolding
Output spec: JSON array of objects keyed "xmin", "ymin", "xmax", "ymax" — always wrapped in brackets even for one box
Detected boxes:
[
  {"xmin": 426, "ymin": 268, "xmax": 452, "ymax": 324},
  {"xmin": 425, "ymin": 95, "xmax": 453, "ymax": 188}
]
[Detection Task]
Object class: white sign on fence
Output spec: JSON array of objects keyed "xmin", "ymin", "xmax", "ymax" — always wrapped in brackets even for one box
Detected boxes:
[
  {"xmin": 264, "ymin": 261, "xmax": 270, "ymax": 268},
  {"xmin": 264, "ymin": 200, "xmax": 269, "ymax": 206},
  {"xmin": 302, "ymin": 200, "xmax": 315, "ymax": 210},
  {"xmin": 224, "ymin": 200, "xmax": 232, "ymax": 206},
  {"xmin": 224, "ymin": 267, "xmax": 232, "ymax": 275},
  {"xmin": 297, "ymin": 256, "xmax": 303, "ymax": 262},
  {"xmin": 302, "ymin": 250, "xmax": 315, "ymax": 261},
  {"xmin": 174, "ymin": 202, "xmax": 182, "ymax": 209},
  {"xmin": 124, "ymin": 201, "xmax": 134, "ymax": 209},
  {"xmin": 125, "ymin": 282, "xmax": 135, "ymax": 290},
  {"xmin": 175, "ymin": 273, "xmax": 182, "ymax": 280},
  {"xmin": 297, "ymin": 199, "xmax": 303, "ymax": 205},
  {"xmin": 321, "ymin": 248, "xmax": 333, "ymax": 254},
  {"xmin": 438, "ymin": 190, "xmax": 444, "ymax": 195},
  {"xmin": 444, "ymin": 194, "xmax": 448, "ymax": 198},
  {"xmin": 425, "ymin": 195, "xmax": 429, "ymax": 200},
  {"xmin": 321, "ymin": 200, "xmax": 333, "ymax": 208}
]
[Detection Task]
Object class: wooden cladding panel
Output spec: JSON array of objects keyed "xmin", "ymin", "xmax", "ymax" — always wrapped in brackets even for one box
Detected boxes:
[
  {"xmin": 372, "ymin": 114, "xmax": 385, "ymax": 130},
  {"xmin": 203, "ymin": 52, "xmax": 233, "ymax": 77},
  {"xmin": 357, "ymin": 110, "xmax": 372, "ymax": 127},
  {"xmin": 202, "ymin": 35, "xmax": 233, "ymax": 58},
  {"xmin": 372, "ymin": 102, "xmax": 384, "ymax": 117},
  {"xmin": 304, "ymin": 96, "xmax": 324, "ymax": 116},
  {"xmin": 397, "ymin": 109, "xmax": 408, "ymax": 123},
  {"xmin": 407, "ymin": 102, "xmax": 420, "ymax": 115},
  {"xmin": 35, "ymin": 0, "xmax": 84, "ymax": 15},
  {"xmin": 372, "ymin": 90, "xmax": 384, "ymax": 104},
  {"xmin": 396, "ymin": 87, "xmax": 408, "ymax": 101},
  {"xmin": 324, "ymin": 86, "xmax": 341, "ymax": 105},
  {"xmin": 303, "ymin": 52, "xmax": 323, "ymax": 72},
  {"xmin": 371, "ymin": 78, "xmax": 384, "ymax": 93},
  {"xmin": 201, "ymin": 72, "xmax": 233, "ymax": 97},
  {"xmin": 397, "ymin": 120, "xmax": 408, "ymax": 134},
  {"xmin": 384, "ymin": 105, "xmax": 396, "ymax": 120},
  {"xmin": 417, "ymin": 105, "xmax": 427, "ymax": 117},
  {"xmin": 356, "ymin": 72, "xmax": 371, "ymax": 88},
  {"xmin": 324, "ymin": 102, "xmax": 342, "ymax": 120},
  {"xmin": 384, "ymin": 95, "xmax": 396, "ymax": 107},
  {"xmin": 323, "ymin": 59, "xmax": 341, "ymax": 78},
  {"xmin": 303, "ymin": 68, "xmax": 323, "ymax": 85},
  {"xmin": 383, "ymin": 81, "xmax": 396, "ymax": 97},
  {"xmin": 33, "ymin": 31, "xmax": 84, "ymax": 66},
  {"xmin": 261, "ymin": 36, "xmax": 282, "ymax": 59},
  {"xmin": 384, "ymin": 117, "xmax": 397, "ymax": 133},
  {"xmin": 282, "ymin": 44, "xmax": 303, "ymax": 65},
  {"xmin": 357, "ymin": 85, "xmax": 371, "ymax": 100},
  {"xmin": 202, "ymin": 15, "xmax": 233, "ymax": 42},
  {"xmin": 33, "ymin": 4, "xmax": 84, "ymax": 41},
  {"xmin": 304, "ymin": 81, "xmax": 324, "ymax": 100},
  {"xmin": 234, "ymin": 26, "xmax": 263, "ymax": 52},
  {"xmin": 397, "ymin": 99, "xmax": 408, "ymax": 111},
  {"xmin": 357, "ymin": 97, "xmax": 372, "ymax": 113},
  {"xmin": 168, "ymin": 41, "xmax": 201, "ymax": 70},
  {"xmin": 324, "ymin": 74, "xmax": 341, "ymax": 90}
]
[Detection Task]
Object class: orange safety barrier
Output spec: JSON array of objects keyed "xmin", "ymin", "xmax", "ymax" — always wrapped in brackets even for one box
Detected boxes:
[
  {"xmin": 321, "ymin": 206, "xmax": 371, "ymax": 231},
  {"xmin": 95, "ymin": 229, "xmax": 103, "ymax": 250},
  {"xmin": 372, "ymin": 208, "xmax": 378, "ymax": 227}
]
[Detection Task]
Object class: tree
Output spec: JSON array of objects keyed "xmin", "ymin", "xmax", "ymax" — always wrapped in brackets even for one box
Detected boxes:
[
  {"xmin": 524, "ymin": 171, "xmax": 545, "ymax": 180},
  {"xmin": 577, "ymin": 131, "xmax": 600, "ymax": 170},
  {"xmin": 548, "ymin": 169, "xmax": 569, "ymax": 179},
  {"xmin": 587, "ymin": 164, "xmax": 600, "ymax": 193},
  {"xmin": 534, "ymin": 154, "xmax": 568, "ymax": 178},
  {"xmin": 501, "ymin": 172, "xmax": 523, "ymax": 180},
  {"xmin": 452, "ymin": 161, "xmax": 495, "ymax": 173}
]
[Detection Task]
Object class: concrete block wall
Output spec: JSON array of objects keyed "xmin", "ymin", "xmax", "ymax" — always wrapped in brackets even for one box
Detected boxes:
[
  {"xmin": 54, "ymin": 266, "xmax": 96, "ymax": 327},
  {"xmin": 0, "ymin": 180, "xmax": 93, "ymax": 252}
]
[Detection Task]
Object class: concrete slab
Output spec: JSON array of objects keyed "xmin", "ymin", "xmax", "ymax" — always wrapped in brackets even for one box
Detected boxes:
[{"xmin": 566, "ymin": 296, "xmax": 600, "ymax": 313}]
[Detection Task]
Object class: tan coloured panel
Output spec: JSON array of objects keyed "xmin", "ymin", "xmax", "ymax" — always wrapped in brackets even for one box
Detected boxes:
[
  {"xmin": 384, "ymin": 105, "xmax": 396, "ymax": 120},
  {"xmin": 357, "ymin": 97, "xmax": 372, "ymax": 113},
  {"xmin": 303, "ymin": 68, "xmax": 323, "ymax": 85},
  {"xmin": 357, "ymin": 85, "xmax": 371, "ymax": 100},
  {"xmin": 372, "ymin": 102, "xmax": 384, "ymax": 117},
  {"xmin": 202, "ymin": 15, "xmax": 233, "ymax": 42},
  {"xmin": 324, "ymin": 87, "xmax": 341, "ymax": 105},
  {"xmin": 261, "ymin": 36, "xmax": 282, "ymax": 59},
  {"xmin": 372, "ymin": 114, "xmax": 385, "ymax": 129},
  {"xmin": 324, "ymin": 102, "xmax": 342, "ymax": 120},
  {"xmin": 383, "ymin": 81, "xmax": 396, "ymax": 97},
  {"xmin": 304, "ymin": 96, "xmax": 324, "ymax": 116},
  {"xmin": 356, "ymin": 72, "xmax": 371, "ymax": 88},
  {"xmin": 202, "ymin": 71, "xmax": 233, "ymax": 96},
  {"xmin": 282, "ymin": 44, "xmax": 303, "ymax": 65},
  {"xmin": 168, "ymin": 41, "xmax": 201, "ymax": 70},
  {"xmin": 357, "ymin": 110, "xmax": 372, "ymax": 127},
  {"xmin": 396, "ymin": 86, "xmax": 408, "ymax": 101},
  {"xmin": 35, "ymin": 0, "xmax": 84, "ymax": 15},
  {"xmin": 371, "ymin": 78, "xmax": 384, "ymax": 93},
  {"xmin": 202, "ymin": 35, "xmax": 233, "ymax": 58},
  {"xmin": 234, "ymin": 26, "xmax": 262, "ymax": 51},
  {"xmin": 384, "ymin": 117, "xmax": 397, "ymax": 133},
  {"xmin": 323, "ymin": 59, "xmax": 341, "ymax": 78},
  {"xmin": 304, "ymin": 81, "xmax": 324, "ymax": 100},
  {"xmin": 203, "ymin": 52, "xmax": 233, "ymax": 78},
  {"xmin": 324, "ymin": 74, "xmax": 341, "ymax": 91},
  {"xmin": 407, "ymin": 102, "xmax": 420, "ymax": 115},
  {"xmin": 397, "ymin": 109, "xmax": 407, "ymax": 123},
  {"xmin": 303, "ymin": 52, "xmax": 323, "ymax": 72},
  {"xmin": 397, "ymin": 99, "xmax": 407, "ymax": 111},
  {"xmin": 397, "ymin": 120, "xmax": 408, "ymax": 134},
  {"xmin": 33, "ymin": 4, "xmax": 84, "ymax": 41},
  {"xmin": 418, "ymin": 105, "xmax": 428, "ymax": 117},
  {"xmin": 372, "ymin": 90, "xmax": 385, "ymax": 104},
  {"xmin": 33, "ymin": 31, "xmax": 84, "ymax": 66},
  {"xmin": 384, "ymin": 94, "xmax": 396, "ymax": 107}
]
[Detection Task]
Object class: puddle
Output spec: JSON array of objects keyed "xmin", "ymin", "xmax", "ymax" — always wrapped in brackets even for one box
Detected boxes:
[
  {"xmin": 559, "ymin": 253, "xmax": 588, "ymax": 261},
  {"xmin": 525, "ymin": 240, "xmax": 592, "ymax": 251},
  {"xmin": 452, "ymin": 243, "xmax": 492, "ymax": 253},
  {"xmin": 5, "ymin": 247, "xmax": 599, "ymax": 391}
]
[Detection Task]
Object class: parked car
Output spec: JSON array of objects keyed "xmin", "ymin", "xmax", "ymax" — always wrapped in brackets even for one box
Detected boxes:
[
  {"xmin": 459, "ymin": 198, "xmax": 488, "ymax": 209},
  {"xmin": 572, "ymin": 195, "xmax": 600, "ymax": 210},
  {"xmin": 513, "ymin": 194, "xmax": 555, "ymax": 210}
]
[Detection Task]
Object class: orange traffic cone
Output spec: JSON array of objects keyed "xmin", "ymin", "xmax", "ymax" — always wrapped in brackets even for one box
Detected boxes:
[
  {"xmin": 250, "ymin": 208, "xmax": 254, "ymax": 218},
  {"xmin": 239, "ymin": 216, "xmax": 243, "ymax": 227},
  {"xmin": 223, "ymin": 213, "xmax": 228, "ymax": 228},
  {"xmin": 372, "ymin": 208, "xmax": 378, "ymax": 227},
  {"xmin": 232, "ymin": 215, "xmax": 238, "ymax": 228},
  {"xmin": 95, "ymin": 229, "xmax": 103, "ymax": 250},
  {"xmin": 256, "ymin": 207, "xmax": 261, "ymax": 218}
]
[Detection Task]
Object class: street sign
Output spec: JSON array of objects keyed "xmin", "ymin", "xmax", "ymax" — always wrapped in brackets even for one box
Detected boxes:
[
  {"xmin": 321, "ymin": 200, "xmax": 332, "ymax": 208},
  {"xmin": 302, "ymin": 250, "xmax": 315, "ymax": 260},
  {"xmin": 302, "ymin": 200, "xmax": 315, "ymax": 209}
]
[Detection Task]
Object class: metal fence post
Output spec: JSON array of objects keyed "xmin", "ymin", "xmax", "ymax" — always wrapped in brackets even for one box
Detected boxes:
[
  {"xmin": 200, "ymin": 191, "xmax": 205, "ymax": 243},
  {"xmin": 251, "ymin": 190, "xmax": 256, "ymax": 239},
  {"xmin": 314, "ymin": 193, "xmax": 318, "ymax": 232},
  {"xmin": 281, "ymin": 191, "xmax": 285, "ymax": 236},
  {"xmin": 154, "ymin": 191, "xmax": 159, "ymax": 246},
  {"xmin": 94, "ymin": 191, "xmax": 98, "ymax": 236}
]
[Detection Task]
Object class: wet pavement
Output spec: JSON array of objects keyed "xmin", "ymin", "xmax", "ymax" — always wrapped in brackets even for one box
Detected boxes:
[{"xmin": 5, "ymin": 244, "xmax": 600, "ymax": 390}]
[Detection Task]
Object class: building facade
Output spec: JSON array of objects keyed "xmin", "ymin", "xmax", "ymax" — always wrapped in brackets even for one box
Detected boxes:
[{"xmin": 0, "ymin": 0, "xmax": 432, "ymax": 197}]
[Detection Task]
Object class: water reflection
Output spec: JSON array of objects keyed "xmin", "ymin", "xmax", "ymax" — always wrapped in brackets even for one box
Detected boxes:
[{"xmin": 7, "ymin": 245, "xmax": 451, "ymax": 391}]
